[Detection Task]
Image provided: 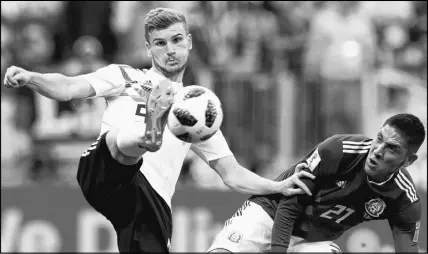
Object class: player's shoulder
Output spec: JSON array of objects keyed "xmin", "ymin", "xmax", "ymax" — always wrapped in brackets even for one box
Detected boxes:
[
  {"xmin": 387, "ymin": 169, "xmax": 421, "ymax": 222},
  {"xmin": 311, "ymin": 134, "xmax": 371, "ymax": 173},
  {"xmin": 97, "ymin": 63, "xmax": 146, "ymax": 75},
  {"xmin": 391, "ymin": 168, "xmax": 420, "ymax": 205},
  {"xmin": 108, "ymin": 64, "xmax": 148, "ymax": 78},
  {"xmin": 328, "ymin": 134, "xmax": 372, "ymax": 144},
  {"xmin": 319, "ymin": 134, "xmax": 371, "ymax": 152},
  {"xmin": 114, "ymin": 64, "xmax": 147, "ymax": 73}
]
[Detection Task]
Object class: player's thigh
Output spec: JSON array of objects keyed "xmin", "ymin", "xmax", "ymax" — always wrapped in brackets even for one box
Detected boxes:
[
  {"xmin": 129, "ymin": 173, "xmax": 173, "ymax": 252},
  {"xmin": 289, "ymin": 237, "xmax": 342, "ymax": 253},
  {"xmin": 76, "ymin": 132, "xmax": 140, "ymax": 214},
  {"xmin": 208, "ymin": 201, "xmax": 273, "ymax": 252}
]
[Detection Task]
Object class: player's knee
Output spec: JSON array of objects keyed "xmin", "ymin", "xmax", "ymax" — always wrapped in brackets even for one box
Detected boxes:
[
  {"xmin": 208, "ymin": 248, "xmax": 233, "ymax": 253},
  {"xmin": 114, "ymin": 125, "xmax": 149, "ymax": 158}
]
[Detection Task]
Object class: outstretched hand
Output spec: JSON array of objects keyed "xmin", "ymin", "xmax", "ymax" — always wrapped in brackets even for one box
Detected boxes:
[
  {"xmin": 3, "ymin": 66, "xmax": 31, "ymax": 88},
  {"xmin": 277, "ymin": 162, "xmax": 315, "ymax": 196}
]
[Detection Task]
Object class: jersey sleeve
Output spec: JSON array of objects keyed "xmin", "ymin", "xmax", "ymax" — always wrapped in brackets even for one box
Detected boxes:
[
  {"xmin": 388, "ymin": 200, "xmax": 421, "ymax": 253},
  {"xmin": 271, "ymin": 165, "xmax": 306, "ymax": 252},
  {"xmin": 299, "ymin": 134, "xmax": 344, "ymax": 178},
  {"xmin": 190, "ymin": 129, "xmax": 233, "ymax": 163},
  {"xmin": 270, "ymin": 135, "xmax": 344, "ymax": 252},
  {"xmin": 83, "ymin": 64, "xmax": 127, "ymax": 98}
]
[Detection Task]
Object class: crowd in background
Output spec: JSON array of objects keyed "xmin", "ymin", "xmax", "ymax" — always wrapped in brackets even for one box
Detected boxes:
[{"xmin": 1, "ymin": 1, "xmax": 427, "ymax": 190}]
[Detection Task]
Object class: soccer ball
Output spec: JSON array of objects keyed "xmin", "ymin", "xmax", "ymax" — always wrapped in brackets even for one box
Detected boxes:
[{"xmin": 167, "ymin": 85, "xmax": 223, "ymax": 143}]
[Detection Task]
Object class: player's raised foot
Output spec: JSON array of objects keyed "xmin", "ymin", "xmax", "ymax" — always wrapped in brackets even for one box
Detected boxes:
[{"xmin": 141, "ymin": 78, "xmax": 174, "ymax": 152}]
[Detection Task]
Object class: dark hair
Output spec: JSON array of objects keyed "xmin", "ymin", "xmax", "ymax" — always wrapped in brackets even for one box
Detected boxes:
[
  {"xmin": 383, "ymin": 113, "xmax": 426, "ymax": 152},
  {"xmin": 144, "ymin": 8, "xmax": 188, "ymax": 42}
]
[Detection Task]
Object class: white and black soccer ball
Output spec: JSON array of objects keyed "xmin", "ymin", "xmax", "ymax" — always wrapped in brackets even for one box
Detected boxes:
[{"xmin": 167, "ymin": 85, "xmax": 223, "ymax": 143}]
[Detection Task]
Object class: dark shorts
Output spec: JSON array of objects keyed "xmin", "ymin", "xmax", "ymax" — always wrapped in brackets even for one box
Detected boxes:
[{"xmin": 77, "ymin": 132, "xmax": 172, "ymax": 253}]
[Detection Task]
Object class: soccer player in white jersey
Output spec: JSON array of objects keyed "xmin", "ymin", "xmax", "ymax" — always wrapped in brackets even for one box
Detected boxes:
[{"xmin": 4, "ymin": 8, "xmax": 315, "ymax": 252}]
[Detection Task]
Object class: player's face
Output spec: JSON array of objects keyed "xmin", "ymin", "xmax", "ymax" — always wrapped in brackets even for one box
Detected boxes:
[
  {"xmin": 364, "ymin": 125, "xmax": 417, "ymax": 182},
  {"xmin": 145, "ymin": 22, "xmax": 192, "ymax": 78}
]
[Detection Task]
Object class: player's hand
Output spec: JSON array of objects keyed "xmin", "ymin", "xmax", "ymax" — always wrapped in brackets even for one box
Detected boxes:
[
  {"xmin": 3, "ymin": 66, "xmax": 32, "ymax": 88},
  {"xmin": 277, "ymin": 162, "xmax": 315, "ymax": 196}
]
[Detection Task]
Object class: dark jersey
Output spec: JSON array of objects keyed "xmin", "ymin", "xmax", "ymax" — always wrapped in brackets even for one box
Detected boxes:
[{"xmin": 249, "ymin": 134, "xmax": 421, "ymax": 252}]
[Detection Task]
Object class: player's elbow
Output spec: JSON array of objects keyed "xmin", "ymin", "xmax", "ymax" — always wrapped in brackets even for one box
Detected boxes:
[
  {"xmin": 223, "ymin": 177, "xmax": 239, "ymax": 191},
  {"xmin": 221, "ymin": 173, "xmax": 237, "ymax": 189},
  {"xmin": 224, "ymin": 180, "xmax": 248, "ymax": 194},
  {"xmin": 221, "ymin": 167, "xmax": 248, "ymax": 193},
  {"xmin": 220, "ymin": 169, "xmax": 238, "ymax": 190},
  {"xmin": 49, "ymin": 79, "xmax": 75, "ymax": 101},
  {"xmin": 61, "ymin": 76, "xmax": 94, "ymax": 101}
]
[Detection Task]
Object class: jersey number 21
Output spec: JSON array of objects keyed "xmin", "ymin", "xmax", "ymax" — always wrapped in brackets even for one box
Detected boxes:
[{"xmin": 320, "ymin": 205, "xmax": 355, "ymax": 224}]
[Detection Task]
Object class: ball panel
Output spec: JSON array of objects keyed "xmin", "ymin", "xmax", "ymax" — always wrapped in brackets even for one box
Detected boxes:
[
  {"xmin": 200, "ymin": 131, "xmax": 217, "ymax": 141},
  {"xmin": 176, "ymin": 132, "xmax": 192, "ymax": 142},
  {"xmin": 205, "ymin": 99, "xmax": 217, "ymax": 128},
  {"xmin": 172, "ymin": 108, "xmax": 198, "ymax": 127},
  {"xmin": 183, "ymin": 87, "xmax": 206, "ymax": 100}
]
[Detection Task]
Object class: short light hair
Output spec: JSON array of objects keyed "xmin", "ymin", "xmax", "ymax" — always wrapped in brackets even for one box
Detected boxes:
[{"xmin": 144, "ymin": 8, "xmax": 188, "ymax": 42}]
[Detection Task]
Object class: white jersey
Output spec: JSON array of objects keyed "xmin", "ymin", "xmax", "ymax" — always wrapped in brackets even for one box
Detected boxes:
[{"xmin": 83, "ymin": 64, "xmax": 233, "ymax": 208}]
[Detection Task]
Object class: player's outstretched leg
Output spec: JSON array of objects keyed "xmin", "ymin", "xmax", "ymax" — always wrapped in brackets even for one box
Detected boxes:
[{"xmin": 141, "ymin": 78, "xmax": 174, "ymax": 152}]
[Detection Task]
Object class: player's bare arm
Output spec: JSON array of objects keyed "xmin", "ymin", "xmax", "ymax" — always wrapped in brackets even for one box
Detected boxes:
[
  {"xmin": 4, "ymin": 64, "xmax": 174, "ymax": 164},
  {"xmin": 3, "ymin": 65, "xmax": 144, "ymax": 163},
  {"xmin": 3, "ymin": 65, "xmax": 95, "ymax": 101},
  {"xmin": 209, "ymin": 156, "xmax": 315, "ymax": 196}
]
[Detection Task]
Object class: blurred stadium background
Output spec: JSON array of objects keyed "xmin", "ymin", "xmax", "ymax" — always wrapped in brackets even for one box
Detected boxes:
[{"xmin": 1, "ymin": 1, "xmax": 426, "ymax": 252}]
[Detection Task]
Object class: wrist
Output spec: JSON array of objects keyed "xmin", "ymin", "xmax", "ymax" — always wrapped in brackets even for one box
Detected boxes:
[
  {"xmin": 27, "ymin": 71, "xmax": 38, "ymax": 87},
  {"xmin": 270, "ymin": 181, "xmax": 282, "ymax": 194}
]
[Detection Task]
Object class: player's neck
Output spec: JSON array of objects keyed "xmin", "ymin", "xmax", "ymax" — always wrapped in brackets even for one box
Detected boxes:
[{"xmin": 150, "ymin": 67, "xmax": 184, "ymax": 83}]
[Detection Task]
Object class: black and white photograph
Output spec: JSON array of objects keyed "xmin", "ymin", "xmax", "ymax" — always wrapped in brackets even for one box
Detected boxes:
[{"xmin": 1, "ymin": 1, "xmax": 426, "ymax": 252}]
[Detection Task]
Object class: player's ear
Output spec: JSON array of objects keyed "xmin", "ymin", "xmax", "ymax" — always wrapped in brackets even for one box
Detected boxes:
[
  {"xmin": 187, "ymin": 34, "xmax": 192, "ymax": 51},
  {"xmin": 404, "ymin": 154, "xmax": 418, "ymax": 168},
  {"xmin": 145, "ymin": 41, "xmax": 152, "ymax": 57}
]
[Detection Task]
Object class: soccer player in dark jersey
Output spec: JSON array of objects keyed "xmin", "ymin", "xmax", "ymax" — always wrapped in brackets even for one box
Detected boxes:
[{"xmin": 208, "ymin": 113, "xmax": 425, "ymax": 253}]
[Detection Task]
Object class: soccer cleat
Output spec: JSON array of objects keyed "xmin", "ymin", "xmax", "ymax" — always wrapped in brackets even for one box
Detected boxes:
[{"xmin": 140, "ymin": 79, "xmax": 174, "ymax": 152}]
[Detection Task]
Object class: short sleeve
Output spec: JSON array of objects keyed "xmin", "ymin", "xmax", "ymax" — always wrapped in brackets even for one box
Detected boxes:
[
  {"xmin": 83, "ymin": 64, "xmax": 127, "ymax": 98},
  {"xmin": 190, "ymin": 129, "xmax": 233, "ymax": 163}
]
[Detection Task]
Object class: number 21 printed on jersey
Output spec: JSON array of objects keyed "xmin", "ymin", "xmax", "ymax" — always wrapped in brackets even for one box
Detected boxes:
[{"xmin": 320, "ymin": 205, "xmax": 355, "ymax": 224}]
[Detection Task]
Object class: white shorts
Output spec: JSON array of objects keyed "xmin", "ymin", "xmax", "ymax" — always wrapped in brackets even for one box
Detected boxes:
[{"xmin": 208, "ymin": 201, "xmax": 341, "ymax": 253}]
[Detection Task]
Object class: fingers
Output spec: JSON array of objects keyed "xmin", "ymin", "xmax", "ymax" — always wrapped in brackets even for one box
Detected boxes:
[
  {"xmin": 286, "ymin": 188, "xmax": 305, "ymax": 196},
  {"xmin": 294, "ymin": 162, "xmax": 308, "ymax": 173},
  {"xmin": 298, "ymin": 170, "xmax": 316, "ymax": 180},
  {"xmin": 293, "ymin": 178, "xmax": 312, "ymax": 196},
  {"xmin": 5, "ymin": 75, "xmax": 18, "ymax": 88},
  {"xmin": 4, "ymin": 76, "xmax": 11, "ymax": 88}
]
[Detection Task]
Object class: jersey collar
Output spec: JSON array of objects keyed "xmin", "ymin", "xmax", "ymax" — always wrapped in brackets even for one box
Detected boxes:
[
  {"xmin": 366, "ymin": 171, "xmax": 396, "ymax": 186},
  {"xmin": 146, "ymin": 68, "xmax": 184, "ymax": 92}
]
